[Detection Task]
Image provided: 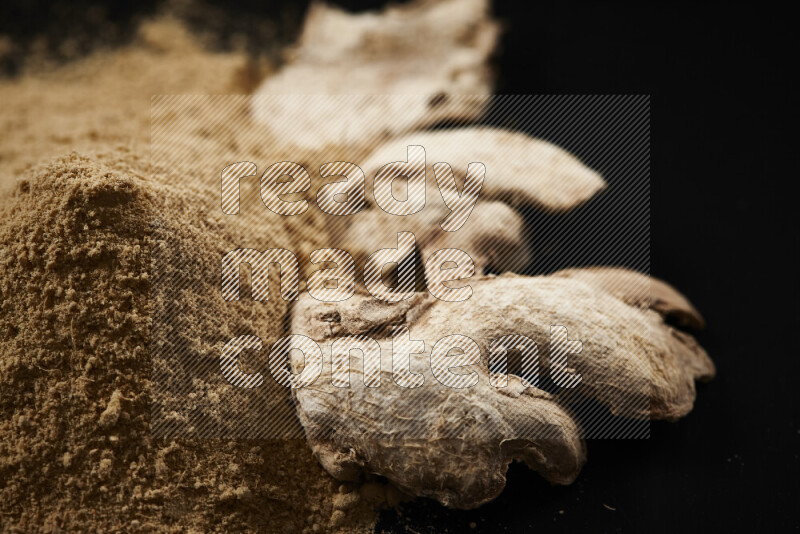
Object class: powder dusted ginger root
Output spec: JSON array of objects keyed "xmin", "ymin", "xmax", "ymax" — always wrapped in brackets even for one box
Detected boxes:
[{"xmin": 288, "ymin": 273, "xmax": 714, "ymax": 508}]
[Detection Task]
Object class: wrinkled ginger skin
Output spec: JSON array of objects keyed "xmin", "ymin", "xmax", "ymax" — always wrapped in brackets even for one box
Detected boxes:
[
  {"xmin": 404, "ymin": 274, "xmax": 714, "ymax": 420},
  {"xmin": 288, "ymin": 273, "xmax": 714, "ymax": 508},
  {"xmin": 339, "ymin": 200, "xmax": 530, "ymax": 278},
  {"xmin": 551, "ymin": 266, "xmax": 706, "ymax": 329},
  {"xmin": 290, "ymin": 289, "xmax": 586, "ymax": 509},
  {"xmin": 360, "ymin": 128, "xmax": 606, "ymax": 213}
]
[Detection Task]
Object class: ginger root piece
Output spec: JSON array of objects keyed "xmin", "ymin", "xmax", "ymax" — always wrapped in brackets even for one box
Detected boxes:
[
  {"xmin": 421, "ymin": 201, "xmax": 531, "ymax": 274},
  {"xmin": 410, "ymin": 274, "xmax": 712, "ymax": 420},
  {"xmin": 361, "ymin": 128, "xmax": 606, "ymax": 213},
  {"xmin": 252, "ymin": 0, "xmax": 498, "ymax": 151},
  {"xmin": 338, "ymin": 200, "xmax": 529, "ymax": 277},
  {"xmin": 288, "ymin": 274, "xmax": 714, "ymax": 508},
  {"xmin": 290, "ymin": 291, "xmax": 586, "ymax": 509},
  {"xmin": 551, "ymin": 266, "xmax": 706, "ymax": 329},
  {"xmin": 333, "ymin": 126, "xmax": 604, "ymax": 279},
  {"xmin": 336, "ymin": 207, "xmax": 435, "ymax": 270}
]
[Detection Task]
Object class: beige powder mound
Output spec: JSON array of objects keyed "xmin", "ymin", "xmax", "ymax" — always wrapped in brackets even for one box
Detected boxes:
[{"xmin": 0, "ymin": 152, "xmax": 377, "ymax": 532}]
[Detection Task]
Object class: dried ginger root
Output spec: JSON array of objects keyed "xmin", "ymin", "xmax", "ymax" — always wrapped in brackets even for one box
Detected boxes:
[
  {"xmin": 420, "ymin": 201, "xmax": 531, "ymax": 274},
  {"xmin": 359, "ymin": 127, "xmax": 606, "ymax": 213},
  {"xmin": 289, "ymin": 273, "xmax": 714, "ymax": 508},
  {"xmin": 339, "ymin": 126, "xmax": 603, "ymax": 276},
  {"xmin": 252, "ymin": 0, "xmax": 498, "ymax": 151},
  {"xmin": 290, "ymin": 290, "xmax": 586, "ymax": 509},
  {"xmin": 339, "ymin": 200, "xmax": 529, "ymax": 276},
  {"xmin": 551, "ymin": 266, "xmax": 706, "ymax": 329}
]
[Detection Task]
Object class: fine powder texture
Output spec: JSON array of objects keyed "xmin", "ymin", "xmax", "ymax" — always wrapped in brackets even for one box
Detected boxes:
[{"xmin": 0, "ymin": 152, "xmax": 376, "ymax": 531}]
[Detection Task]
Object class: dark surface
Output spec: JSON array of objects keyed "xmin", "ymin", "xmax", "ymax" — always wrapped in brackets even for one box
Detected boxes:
[
  {"xmin": 1, "ymin": 1, "xmax": 796, "ymax": 532},
  {"xmin": 379, "ymin": 3, "xmax": 797, "ymax": 533}
]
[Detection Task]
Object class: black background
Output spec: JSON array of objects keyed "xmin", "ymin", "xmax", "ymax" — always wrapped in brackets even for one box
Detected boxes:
[{"xmin": 1, "ymin": 1, "xmax": 796, "ymax": 532}]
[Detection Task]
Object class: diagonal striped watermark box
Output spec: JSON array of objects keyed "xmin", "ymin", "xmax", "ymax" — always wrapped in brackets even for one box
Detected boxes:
[{"xmin": 150, "ymin": 95, "xmax": 650, "ymax": 439}]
